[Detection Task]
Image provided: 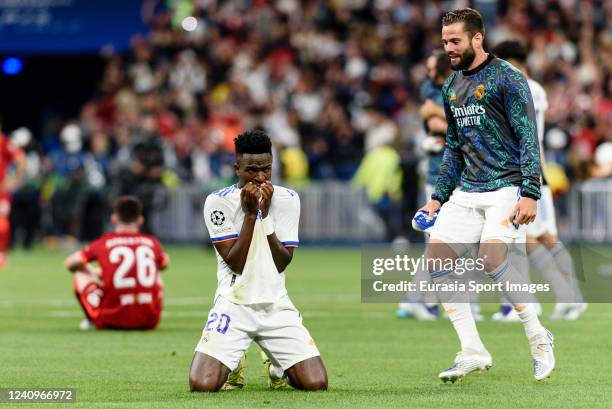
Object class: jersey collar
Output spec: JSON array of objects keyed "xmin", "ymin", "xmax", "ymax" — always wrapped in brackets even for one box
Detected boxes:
[{"xmin": 462, "ymin": 53, "xmax": 495, "ymax": 77}]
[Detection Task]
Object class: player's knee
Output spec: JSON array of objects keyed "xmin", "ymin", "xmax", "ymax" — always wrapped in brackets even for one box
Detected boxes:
[
  {"xmin": 294, "ymin": 365, "xmax": 328, "ymax": 391},
  {"xmin": 479, "ymin": 242, "xmax": 508, "ymax": 273},
  {"xmin": 189, "ymin": 353, "xmax": 229, "ymax": 392},
  {"xmin": 300, "ymin": 376, "xmax": 328, "ymax": 391},
  {"xmin": 189, "ymin": 374, "xmax": 222, "ymax": 393},
  {"xmin": 480, "ymin": 253, "xmax": 506, "ymax": 273}
]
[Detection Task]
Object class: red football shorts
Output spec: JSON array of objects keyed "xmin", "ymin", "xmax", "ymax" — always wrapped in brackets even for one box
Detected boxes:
[{"xmin": 73, "ymin": 281, "xmax": 162, "ymax": 330}]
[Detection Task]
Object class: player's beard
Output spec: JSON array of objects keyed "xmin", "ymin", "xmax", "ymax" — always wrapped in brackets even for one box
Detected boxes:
[{"xmin": 448, "ymin": 44, "xmax": 476, "ymax": 71}]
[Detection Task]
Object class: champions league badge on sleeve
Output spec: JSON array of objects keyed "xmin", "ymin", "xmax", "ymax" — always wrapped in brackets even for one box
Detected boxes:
[{"xmin": 211, "ymin": 210, "xmax": 226, "ymax": 226}]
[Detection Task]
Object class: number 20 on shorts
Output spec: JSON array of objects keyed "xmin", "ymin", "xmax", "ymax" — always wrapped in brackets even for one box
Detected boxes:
[{"xmin": 204, "ymin": 312, "xmax": 231, "ymax": 334}]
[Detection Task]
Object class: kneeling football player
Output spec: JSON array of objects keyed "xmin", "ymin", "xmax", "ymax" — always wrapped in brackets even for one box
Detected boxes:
[{"xmin": 189, "ymin": 130, "xmax": 328, "ymax": 392}]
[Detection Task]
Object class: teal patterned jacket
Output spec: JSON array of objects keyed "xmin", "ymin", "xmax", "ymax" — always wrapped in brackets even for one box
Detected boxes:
[{"xmin": 432, "ymin": 54, "xmax": 541, "ymax": 204}]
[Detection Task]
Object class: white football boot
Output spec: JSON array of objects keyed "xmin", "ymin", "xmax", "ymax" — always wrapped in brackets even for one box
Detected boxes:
[
  {"xmin": 529, "ymin": 328, "xmax": 555, "ymax": 380},
  {"xmin": 439, "ymin": 350, "xmax": 492, "ymax": 383}
]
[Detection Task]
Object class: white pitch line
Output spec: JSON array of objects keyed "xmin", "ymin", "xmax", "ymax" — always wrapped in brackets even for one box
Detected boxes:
[
  {"xmin": 0, "ymin": 297, "xmax": 210, "ymax": 308},
  {"xmin": 0, "ymin": 295, "xmax": 358, "ymax": 307},
  {"xmin": 46, "ymin": 310, "xmax": 391, "ymax": 319}
]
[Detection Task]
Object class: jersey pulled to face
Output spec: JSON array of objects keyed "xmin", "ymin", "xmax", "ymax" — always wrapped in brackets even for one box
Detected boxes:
[
  {"xmin": 80, "ymin": 232, "xmax": 168, "ymax": 312},
  {"xmin": 204, "ymin": 184, "xmax": 300, "ymax": 305}
]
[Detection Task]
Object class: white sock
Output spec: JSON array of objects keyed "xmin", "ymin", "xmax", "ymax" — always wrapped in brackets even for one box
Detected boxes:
[
  {"xmin": 432, "ymin": 269, "xmax": 486, "ymax": 354},
  {"xmin": 529, "ymin": 245, "xmax": 574, "ymax": 302},
  {"xmin": 269, "ymin": 363, "xmax": 284, "ymax": 379},
  {"xmin": 443, "ymin": 302, "xmax": 487, "ymax": 354},
  {"xmin": 488, "ymin": 259, "xmax": 545, "ymax": 338},
  {"xmin": 515, "ymin": 304, "xmax": 543, "ymax": 338},
  {"xmin": 551, "ymin": 243, "xmax": 584, "ymax": 302}
]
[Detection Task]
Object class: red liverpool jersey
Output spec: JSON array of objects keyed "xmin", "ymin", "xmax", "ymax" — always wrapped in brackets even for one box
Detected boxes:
[{"xmin": 80, "ymin": 232, "xmax": 168, "ymax": 328}]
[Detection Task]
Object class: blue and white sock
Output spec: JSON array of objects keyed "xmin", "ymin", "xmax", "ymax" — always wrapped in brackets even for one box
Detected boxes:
[{"xmin": 488, "ymin": 259, "xmax": 544, "ymax": 338}]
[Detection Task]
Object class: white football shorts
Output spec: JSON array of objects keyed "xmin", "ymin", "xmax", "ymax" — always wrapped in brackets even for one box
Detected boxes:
[
  {"xmin": 194, "ymin": 295, "xmax": 320, "ymax": 371},
  {"xmin": 430, "ymin": 186, "xmax": 526, "ymax": 245}
]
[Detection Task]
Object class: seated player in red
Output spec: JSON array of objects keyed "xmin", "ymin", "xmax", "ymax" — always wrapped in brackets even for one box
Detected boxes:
[{"xmin": 64, "ymin": 196, "xmax": 169, "ymax": 330}]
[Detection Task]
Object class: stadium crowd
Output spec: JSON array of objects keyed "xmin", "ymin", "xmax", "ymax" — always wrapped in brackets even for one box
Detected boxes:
[{"xmin": 7, "ymin": 0, "xmax": 612, "ymax": 245}]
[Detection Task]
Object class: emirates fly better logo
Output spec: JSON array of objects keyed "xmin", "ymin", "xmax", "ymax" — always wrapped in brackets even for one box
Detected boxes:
[{"xmin": 450, "ymin": 104, "xmax": 486, "ymax": 127}]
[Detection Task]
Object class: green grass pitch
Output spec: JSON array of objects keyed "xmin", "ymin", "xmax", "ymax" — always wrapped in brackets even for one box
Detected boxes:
[{"xmin": 1, "ymin": 246, "xmax": 611, "ymax": 408}]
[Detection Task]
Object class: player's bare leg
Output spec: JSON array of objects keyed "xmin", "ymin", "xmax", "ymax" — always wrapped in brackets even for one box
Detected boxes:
[
  {"xmin": 189, "ymin": 352, "xmax": 231, "ymax": 392},
  {"xmin": 284, "ymin": 356, "xmax": 328, "ymax": 391}
]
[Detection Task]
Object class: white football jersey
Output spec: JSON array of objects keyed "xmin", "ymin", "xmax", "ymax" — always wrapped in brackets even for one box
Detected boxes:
[
  {"xmin": 528, "ymin": 78, "xmax": 549, "ymax": 179},
  {"xmin": 528, "ymin": 78, "xmax": 548, "ymax": 145},
  {"xmin": 203, "ymin": 184, "xmax": 300, "ymax": 305}
]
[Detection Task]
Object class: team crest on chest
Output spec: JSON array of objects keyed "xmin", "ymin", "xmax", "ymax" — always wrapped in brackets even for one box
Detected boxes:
[
  {"xmin": 449, "ymin": 89, "xmax": 457, "ymax": 101},
  {"xmin": 474, "ymin": 84, "xmax": 485, "ymax": 100}
]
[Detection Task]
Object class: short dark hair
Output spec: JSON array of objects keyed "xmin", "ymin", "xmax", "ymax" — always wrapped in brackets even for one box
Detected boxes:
[
  {"xmin": 442, "ymin": 8, "xmax": 485, "ymax": 39},
  {"xmin": 492, "ymin": 40, "xmax": 527, "ymax": 64},
  {"xmin": 434, "ymin": 50, "xmax": 451, "ymax": 78},
  {"xmin": 114, "ymin": 196, "xmax": 143, "ymax": 224},
  {"xmin": 234, "ymin": 129, "xmax": 272, "ymax": 156}
]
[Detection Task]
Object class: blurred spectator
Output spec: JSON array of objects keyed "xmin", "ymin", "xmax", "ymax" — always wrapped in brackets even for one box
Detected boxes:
[
  {"xmin": 353, "ymin": 143, "xmax": 403, "ymax": 241},
  {"xmin": 9, "ymin": 128, "xmax": 40, "ymax": 249},
  {"xmin": 591, "ymin": 137, "xmax": 612, "ymax": 178},
  {"xmin": 109, "ymin": 130, "xmax": 167, "ymax": 235},
  {"xmin": 48, "ymin": 124, "xmax": 88, "ymax": 240}
]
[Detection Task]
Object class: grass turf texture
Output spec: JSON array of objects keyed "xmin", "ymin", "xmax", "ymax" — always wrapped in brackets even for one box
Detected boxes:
[{"xmin": 1, "ymin": 246, "xmax": 611, "ymax": 409}]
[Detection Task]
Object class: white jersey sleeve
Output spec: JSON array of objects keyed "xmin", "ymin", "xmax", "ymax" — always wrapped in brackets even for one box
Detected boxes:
[
  {"xmin": 527, "ymin": 78, "xmax": 548, "ymax": 144},
  {"xmin": 203, "ymin": 193, "xmax": 239, "ymax": 243},
  {"xmin": 271, "ymin": 187, "xmax": 300, "ymax": 247}
]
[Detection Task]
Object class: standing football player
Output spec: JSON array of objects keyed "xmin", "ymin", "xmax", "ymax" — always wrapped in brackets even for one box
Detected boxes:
[
  {"xmin": 420, "ymin": 8, "xmax": 555, "ymax": 382},
  {"xmin": 189, "ymin": 130, "xmax": 327, "ymax": 392},
  {"xmin": 491, "ymin": 40, "xmax": 586, "ymax": 321},
  {"xmin": 64, "ymin": 196, "xmax": 169, "ymax": 330}
]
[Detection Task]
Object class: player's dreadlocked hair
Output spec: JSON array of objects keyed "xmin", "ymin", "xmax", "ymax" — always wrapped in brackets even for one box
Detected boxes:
[
  {"xmin": 234, "ymin": 129, "xmax": 272, "ymax": 156},
  {"xmin": 114, "ymin": 196, "xmax": 143, "ymax": 223},
  {"xmin": 442, "ymin": 8, "xmax": 485, "ymax": 39},
  {"xmin": 492, "ymin": 40, "xmax": 528, "ymax": 65}
]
